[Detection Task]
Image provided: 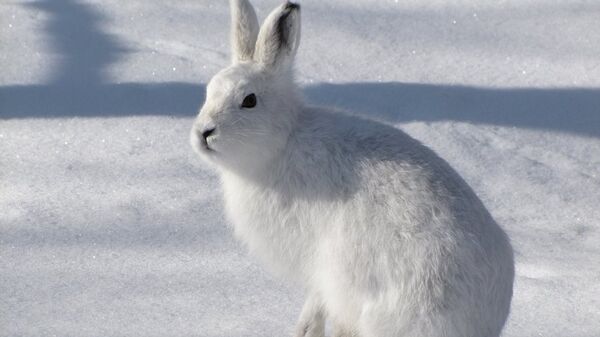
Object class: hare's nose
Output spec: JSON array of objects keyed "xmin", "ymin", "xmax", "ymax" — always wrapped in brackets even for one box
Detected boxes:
[{"xmin": 201, "ymin": 127, "xmax": 216, "ymax": 142}]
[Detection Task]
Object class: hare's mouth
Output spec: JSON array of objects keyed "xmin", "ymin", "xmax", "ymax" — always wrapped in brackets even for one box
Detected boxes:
[
  {"xmin": 200, "ymin": 137, "xmax": 215, "ymax": 152},
  {"xmin": 191, "ymin": 127, "xmax": 217, "ymax": 155},
  {"xmin": 203, "ymin": 143, "xmax": 215, "ymax": 152}
]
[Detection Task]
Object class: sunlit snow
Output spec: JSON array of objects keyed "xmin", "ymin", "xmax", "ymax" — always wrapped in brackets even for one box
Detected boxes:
[{"xmin": 1, "ymin": 1, "xmax": 599, "ymax": 336}]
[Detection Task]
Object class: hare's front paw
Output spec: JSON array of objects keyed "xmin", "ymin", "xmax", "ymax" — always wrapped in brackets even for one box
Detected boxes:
[
  {"xmin": 294, "ymin": 294, "xmax": 325, "ymax": 337},
  {"xmin": 332, "ymin": 325, "xmax": 359, "ymax": 337},
  {"xmin": 294, "ymin": 322, "xmax": 325, "ymax": 337}
]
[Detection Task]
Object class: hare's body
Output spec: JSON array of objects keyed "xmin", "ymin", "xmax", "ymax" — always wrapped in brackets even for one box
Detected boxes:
[
  {"xmin": 191, "ymin": 1, "xmax": 514, "ymax": 336},
  {"xmin": 221, "ymin": 108, "xmax": 513, "ymax": 337}
]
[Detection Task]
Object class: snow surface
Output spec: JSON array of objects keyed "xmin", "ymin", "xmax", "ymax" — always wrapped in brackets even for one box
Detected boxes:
[{"xmin": 1, "ymin": 0, "xmax": 599, "ymax": 336}]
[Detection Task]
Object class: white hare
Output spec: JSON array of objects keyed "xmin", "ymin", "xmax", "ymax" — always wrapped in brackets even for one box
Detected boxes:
[{"xmin": 190, "ymin": 1, "xmax": 514, "ymax": 336}]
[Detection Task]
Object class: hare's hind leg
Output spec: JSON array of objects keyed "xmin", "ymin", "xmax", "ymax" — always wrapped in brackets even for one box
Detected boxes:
[{"xmin": 294, "ymin": 293, "xmax": 325, "ymax": 337}]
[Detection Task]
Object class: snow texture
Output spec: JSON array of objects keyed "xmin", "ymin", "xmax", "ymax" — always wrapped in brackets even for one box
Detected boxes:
[{"xmin": 1, "ymin": 0, "xmax": 599, "ymax": 336}]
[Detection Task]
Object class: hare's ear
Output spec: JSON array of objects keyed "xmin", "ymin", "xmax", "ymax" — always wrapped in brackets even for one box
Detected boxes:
[
  {"xmin": 254, "ymin": 2, "xmax": 300, "ymax": 72},
  {"xmin": 230, "ymin": 0, "xmax": 259, "ymax": 62}
]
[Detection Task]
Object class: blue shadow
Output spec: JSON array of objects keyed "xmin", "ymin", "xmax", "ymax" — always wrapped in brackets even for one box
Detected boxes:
[
  {"xmin": 305, "ymin": 82, "xmax": 600, "ymax": 138},
  {"xmin": 0, "ymin": 0, "xmax": 598, "ymax": 140}
]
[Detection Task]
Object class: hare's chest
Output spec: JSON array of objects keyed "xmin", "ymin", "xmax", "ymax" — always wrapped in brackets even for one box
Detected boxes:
[{"xmin": 221, "ymin": 176, "xmax": 320, "ymax": 276}]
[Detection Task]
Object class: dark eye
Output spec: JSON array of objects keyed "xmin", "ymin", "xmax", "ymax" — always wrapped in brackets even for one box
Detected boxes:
[{"xmin": 241, "ymin": 93, "xmax": 257, "ymax": 108}]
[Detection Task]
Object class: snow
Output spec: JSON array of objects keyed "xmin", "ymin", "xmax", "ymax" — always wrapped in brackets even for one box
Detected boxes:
[{"xmin": 1, "ymin": 0, "xmax": 599, "ymax": 336}]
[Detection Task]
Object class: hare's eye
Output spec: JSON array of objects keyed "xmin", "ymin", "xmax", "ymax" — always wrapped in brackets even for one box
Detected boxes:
[{"xmin": 241, "ymin": 93, "xmax": 257, "ymax": 108}]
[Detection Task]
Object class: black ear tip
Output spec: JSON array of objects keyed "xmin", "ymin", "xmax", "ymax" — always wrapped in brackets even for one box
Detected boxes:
[{"xmin": 284, "ymin": 2, "xmax": 300, "ymax": 11}]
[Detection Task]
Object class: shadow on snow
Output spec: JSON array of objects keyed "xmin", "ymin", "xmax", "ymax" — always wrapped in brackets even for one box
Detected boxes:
[{"xmin": 0, "ymin": 0, "xmax": 598, "ymax": 140}]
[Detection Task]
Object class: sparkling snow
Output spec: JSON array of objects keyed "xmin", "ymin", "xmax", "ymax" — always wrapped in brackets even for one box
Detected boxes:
[{"xmin": 1, "ymin": 0, "xmax": 599, "ymax": 336}]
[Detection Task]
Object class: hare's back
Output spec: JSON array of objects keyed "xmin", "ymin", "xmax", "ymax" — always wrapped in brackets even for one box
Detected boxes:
[
  {"xmin": 301, "ymin": 109, "xmax": 513, "ymax": 332},
  {"xmin": 300, "ymin": 107, "xmax": 513, "ymax": 278},
  {"xmin": 301, "ymin": 107, "xmax": 489, "ymax": 227}
]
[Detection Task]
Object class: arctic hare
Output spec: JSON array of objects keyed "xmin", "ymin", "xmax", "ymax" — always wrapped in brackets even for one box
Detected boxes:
[{"xmin": 190, "ymin": 1, "xmax": 514, "ymax": 336}]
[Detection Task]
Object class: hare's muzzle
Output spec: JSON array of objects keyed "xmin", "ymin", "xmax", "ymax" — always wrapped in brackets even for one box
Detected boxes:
[{"xmin": 200, "ymin": 127, "xmax": 217, "ymax": 151}]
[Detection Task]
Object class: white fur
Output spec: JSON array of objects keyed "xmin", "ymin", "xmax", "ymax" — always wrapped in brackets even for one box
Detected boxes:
[
  {"xmin": 230, "ymin": 0, "xmax": 259, "ymax": 62},
  {"xmin": 191, "ymin": 1, "xmax": 514, "ymax": 336}
]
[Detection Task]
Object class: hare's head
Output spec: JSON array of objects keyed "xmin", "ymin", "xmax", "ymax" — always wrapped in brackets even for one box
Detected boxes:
[{"xmin": 191, "ymin": 0, "xmax": 302, "ymax": 175}]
